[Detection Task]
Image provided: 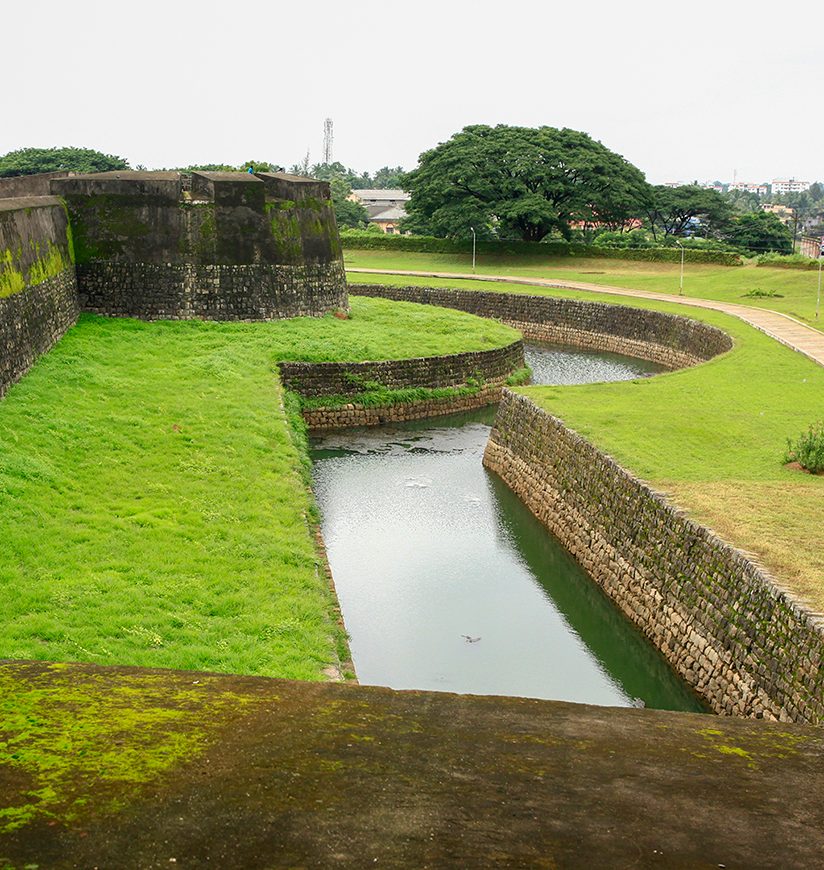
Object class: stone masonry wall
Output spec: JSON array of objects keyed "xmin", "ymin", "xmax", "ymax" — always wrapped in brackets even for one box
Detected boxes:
[
  {"xmin": 484, "ymin": 391, "xmax": 824, "ymax": 724},
  {"xmin": 280, "ymin": 340, "xmax": 523, "ymax": 397},
  {"xmin": 302, "ymin": 382, "xmax": 505, "ymax": 430},
  {"xmin": 284, "ymin": 339, "xmax": 524, "ymax": 430},
  {"xmin": 0, "ymin": 198, "xmax": 79, "ymax": 397},
  {"xmin": 350, "ymin": 284, "xmax": 733, "ymax": 369},
  {"xmin": 51, "ymin": 171, "xmax": 348, "ymax": 321},
  {"xmin": 78, "ymin": 261, "xmax": 347, "ymax": 321}
]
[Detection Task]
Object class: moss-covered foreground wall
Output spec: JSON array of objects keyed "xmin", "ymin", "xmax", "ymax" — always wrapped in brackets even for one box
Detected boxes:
[
  {"xmin": 0, "ymin": 198, "xmax": 78, "ymax": 396},
  {"xmin": 1, "ymin": 660, "xmax": 822, "ymax": 867}
]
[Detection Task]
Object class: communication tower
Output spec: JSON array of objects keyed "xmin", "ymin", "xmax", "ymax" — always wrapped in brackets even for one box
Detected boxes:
[{"xmin": 322, "ymin": 118, "xmax": 334, "ymax": 165}]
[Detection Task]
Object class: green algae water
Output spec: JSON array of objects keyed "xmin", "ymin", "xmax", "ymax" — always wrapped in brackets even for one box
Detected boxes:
[{"xmin": 311, "ymin": 345, "xmax": 705, "ymax": 712}]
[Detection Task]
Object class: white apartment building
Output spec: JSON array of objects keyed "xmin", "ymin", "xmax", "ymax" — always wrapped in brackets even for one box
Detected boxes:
[
  {"xmin": 728, "ymin": 181, "xmax": 769, "ymax": 196},
  {"xmin": 771, "ymin": 179, "xmax": 811, "ymax": 195}
]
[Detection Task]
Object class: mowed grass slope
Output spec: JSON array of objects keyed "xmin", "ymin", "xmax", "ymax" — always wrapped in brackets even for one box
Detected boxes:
[
  {"xmin": 353, "ymin": 271, "xmax": 824, "ymax": 612},
  {"xmin": 344, "ymin": 248, "xmax": 824, "ymax": 331},
  {"xmin": 0, "ymin": 297, "xmax": 519, "ymax": 676}
]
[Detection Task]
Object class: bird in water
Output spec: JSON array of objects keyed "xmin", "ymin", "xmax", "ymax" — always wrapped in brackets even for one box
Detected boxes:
[{"xmin": 462, "ymin": 635, "xmax": 481, "ymax": 643}]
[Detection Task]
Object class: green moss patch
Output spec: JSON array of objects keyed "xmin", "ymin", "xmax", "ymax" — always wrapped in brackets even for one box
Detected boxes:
[{"xmin": 0, "ymin": 663, "xmax": 265, "ymax": 834}]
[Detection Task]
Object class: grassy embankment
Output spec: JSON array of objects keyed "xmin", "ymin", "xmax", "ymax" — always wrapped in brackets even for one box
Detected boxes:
[
  {"xmin": 344, "ymin": 248, "xmax": 824, "ymax": 331},
  {"xmin": 0, "ymin": 296, "xmax": 519, "ymax": 677},
  {"xmin": 351, "ymin": 269, "xmax": 824, "ymax": 613}
]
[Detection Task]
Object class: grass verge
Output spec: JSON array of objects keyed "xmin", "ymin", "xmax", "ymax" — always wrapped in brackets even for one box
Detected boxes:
[
  {"xmin": 0, "ymin": 297, "xmax": 518, "ymax": 676},
  {"xmin": 344, "ymin": 248, "xmax": 824, "ymax": 332}
]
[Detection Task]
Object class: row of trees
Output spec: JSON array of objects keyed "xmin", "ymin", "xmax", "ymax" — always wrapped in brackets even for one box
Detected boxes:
[
  {"xmin": 400, "ymin": 125, "xmax": 805, "ymax": 254},
  {"xmin": 0, "ymin": 146, "xmax": 129, "ymax": 177}
]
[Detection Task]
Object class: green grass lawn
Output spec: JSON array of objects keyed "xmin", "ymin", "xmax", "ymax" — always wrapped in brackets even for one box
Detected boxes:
[
  {"xmin": 0, "ymin": 297, "xmax": 519, "ymax": 677},
  {"xmin": 344, "ymin": 248, "xmax": 824, "ymax": 331},
  {"xmin": 351, "ymin": 271, "xmax": 824, "ymax": 613}
]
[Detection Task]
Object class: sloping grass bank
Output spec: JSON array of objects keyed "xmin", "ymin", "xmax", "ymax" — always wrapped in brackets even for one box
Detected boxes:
[
  {"xmin": 0, "ymin": 297, "xmax": 519, "ymax": 677},
  {"xmin": 344, "ymin": 248, "xmax": 824, "ymax": 331},
  {"xmin": 352, "ymin": 271, "xmax": 824, "ymax": 613}
]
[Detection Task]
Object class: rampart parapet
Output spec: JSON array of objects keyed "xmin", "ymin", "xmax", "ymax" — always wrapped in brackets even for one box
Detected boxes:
[{"xmin": 49, "ymin": 170, "xmax": 347, "ymax": 320}]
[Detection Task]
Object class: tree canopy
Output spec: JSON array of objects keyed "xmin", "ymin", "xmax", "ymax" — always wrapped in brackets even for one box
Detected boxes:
[
  {"xmin": 645, "ymin": 185, "xmax": 731, "ymax": 239},
  {"xmin": 0, "ymin": 146, "xmax": 129, "ymax": 177},
  {"xmin": 726, "ymin": 211, "xmax": 793, "ymax": 254},
  {"xmin": 401, "ymin": 125, "xmax": 649, "ymax": 242}
]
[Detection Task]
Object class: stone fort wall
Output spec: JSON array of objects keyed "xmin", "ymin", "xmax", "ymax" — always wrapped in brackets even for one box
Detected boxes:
[
  {"xmin": 52, "ymin": 171, "xmax": 348, "ymax": 321},
  {"xmin": 0, "ymin": 197, "xmax": 79, "ymax": 397},
  {"xmin": 0, "ymin": 171, "xmax": 349, "ymax": 394},
  {"xmin": 484, "ymin": 391, "xmax": 824, "ymax": 724}
]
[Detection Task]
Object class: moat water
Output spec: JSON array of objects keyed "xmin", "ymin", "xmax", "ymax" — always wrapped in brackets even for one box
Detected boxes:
[{"xmin": 310, "ymin": 344, "xmax": 705, "ymax": 712}]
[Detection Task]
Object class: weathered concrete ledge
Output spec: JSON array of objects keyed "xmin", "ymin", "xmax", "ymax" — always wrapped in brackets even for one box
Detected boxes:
[
  {"xmin": 0, "ymin": 660, "xmax": 822, "ymax": 868},
  {"xmin": 284, "ymin": 338, "xmax": 525, "ymax": 430},
  {"xmin": 350, "ymin": 283, "xmax": 734, "ymax": 369},
  {"xmin": 484, "ymin": 391, "xmax": 824, "ymax": 725}
]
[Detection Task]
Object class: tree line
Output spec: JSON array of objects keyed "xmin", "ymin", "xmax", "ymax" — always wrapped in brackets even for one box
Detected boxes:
[
  {"xmin": 399, "ymin": 125, "xmax": 820, "ymax": 255},
  {"xmin": 2, "ymin": 140, "xmax": 820, "ymax": 255}
]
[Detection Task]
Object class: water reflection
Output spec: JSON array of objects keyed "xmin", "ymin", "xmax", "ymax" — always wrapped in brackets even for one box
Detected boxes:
[{"xmin": 310, "ymin": 346, "xmax": 703, "ymax": 711}]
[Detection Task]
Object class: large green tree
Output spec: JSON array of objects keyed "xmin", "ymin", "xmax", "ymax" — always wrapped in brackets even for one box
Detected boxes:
[
  {"xmin": 725, "ymin": 211, "xmax": 793, "ymax": 254},
  {"xmin": 645, "ymin": 185, "xmax": 731, "ymax": 239},
  {"xmin": 401, "ymin": 125, "xmax": 649, "ymax": 242},
  {"xmin": 0, "ymin": 146, "xmax": 129, "ymax": 177}
]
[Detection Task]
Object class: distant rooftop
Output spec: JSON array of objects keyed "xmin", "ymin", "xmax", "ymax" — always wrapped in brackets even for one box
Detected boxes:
[
  {"xmin": 369, "ymin": 205, "xmax": 407, "ymax": 221},
  {"xmin": 352, "ymin": 189, "xmax": 409, "ymax": 201}
]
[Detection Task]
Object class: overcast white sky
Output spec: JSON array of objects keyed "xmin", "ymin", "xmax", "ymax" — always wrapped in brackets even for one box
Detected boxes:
[{"xmin": 4, "ymin": 0, "xmax": 822, "ymax": 183}]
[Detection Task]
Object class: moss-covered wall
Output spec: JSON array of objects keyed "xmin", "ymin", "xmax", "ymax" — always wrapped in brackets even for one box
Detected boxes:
[
  {"xmin": 48, "ymin": 171, "xmax": 347, "ymax": 320},
  {"xmin": 0, "ymin": 197, "xmax": 79, "ymax": 396}
]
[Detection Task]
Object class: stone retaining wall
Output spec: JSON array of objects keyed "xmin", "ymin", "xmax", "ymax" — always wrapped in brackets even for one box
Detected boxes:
[
  {"xmin": 484, "ymin": 391, "xmax": 824, "ymax": 724},
  {"xmin": 350, "ymin": 284, "xmax": 733, "ymax": 369},
  {"xmin": 280, "ymin": 340, "xmax": 523, "ymax": 397},
  {"xmin": 302, "ymin": 382, "xmax": 505, "ymax": 430},
  {"xmin": 78, "ymin": 261, "xmax": 347, "ymax": 321}
]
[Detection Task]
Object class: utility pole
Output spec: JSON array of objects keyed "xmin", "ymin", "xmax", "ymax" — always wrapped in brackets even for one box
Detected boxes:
[
  {"xmin": 676, "ymin": 240, "xmax": 685, "ymax": 295},
  {"xmin": 470, "ymin": 227, "xmax": 476, "ymax": 273},
  {"xmin": 322, "ymin": 118, "xmax": 334, "ymax": 166},
  {"xmin": 817, "ymin": 255, "xmax": 822, "ymax": 321}
]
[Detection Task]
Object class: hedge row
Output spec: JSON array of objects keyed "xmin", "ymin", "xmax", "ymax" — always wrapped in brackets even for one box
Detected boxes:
[
  {"xmin": 340, "ymin": 232, "xmax": 743, "ymax": 266},
  {"xmin": 755, "ymin": 253, "xmax": 823, "ymax": 270}
]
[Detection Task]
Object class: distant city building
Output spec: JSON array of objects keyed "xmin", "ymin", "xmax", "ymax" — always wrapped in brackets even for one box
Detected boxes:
[
  {"xmin": 728, "ymin": 181, "xmax": 769, "ymax": 196},
  {"xmin": 350, "ymin": 189, "xmax": 410, "ymax": 234},
  {"xmin": 761, "ymin": 203, "xmax": 795, "ymax": 226},
  {"xmin": 771, "ymin": 179, "xmax": 811, "ymax": 196}
]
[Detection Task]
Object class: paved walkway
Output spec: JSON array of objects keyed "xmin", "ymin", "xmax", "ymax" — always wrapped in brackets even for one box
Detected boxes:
[{"xmin": 349, "ymin": 268, "xmax": 824, "ymax": 368}]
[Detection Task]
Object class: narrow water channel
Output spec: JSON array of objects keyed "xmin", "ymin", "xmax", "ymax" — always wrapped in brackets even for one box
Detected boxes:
[{"xmin": 311, "ymin": 344, "xmax": 705, "ymax": 712}]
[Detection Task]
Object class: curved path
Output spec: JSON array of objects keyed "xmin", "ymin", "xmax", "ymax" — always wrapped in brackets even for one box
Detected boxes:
[{"xmin": 349, "ymin": 268, "xmax": 824, "ymax": 368}]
